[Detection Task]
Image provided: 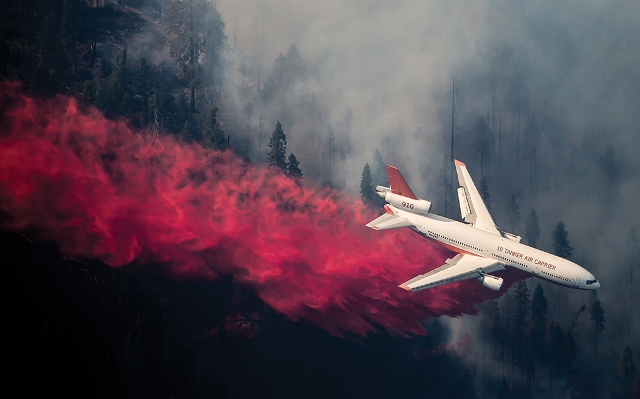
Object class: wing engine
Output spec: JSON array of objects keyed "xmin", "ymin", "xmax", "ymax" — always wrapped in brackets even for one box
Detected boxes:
[{"xmin": 477, "ymin": 274, "xmax": 504, "ymax": 291}]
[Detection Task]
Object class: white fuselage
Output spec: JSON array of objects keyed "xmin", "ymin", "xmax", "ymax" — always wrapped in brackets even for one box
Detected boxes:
[{"xmin": 392, "ymin": 206, "xmax": 600, "ymax": 290}]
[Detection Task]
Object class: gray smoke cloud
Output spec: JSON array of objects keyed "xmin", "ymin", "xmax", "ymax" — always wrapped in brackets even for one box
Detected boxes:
[
  {"xmin": 214, "ymin": 0, "xmax": 640, "ymax": 371},
  {"xmin": 216, "ymin": 0, "xmax": 639, "ymax": 200},
  {"xmin": 216, "ymin": 0, "xmax": 498, "ymax": 193}
]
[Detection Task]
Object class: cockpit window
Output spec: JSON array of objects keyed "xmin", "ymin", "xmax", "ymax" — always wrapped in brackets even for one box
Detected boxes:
[{"xmin": 586, "ymin": 279, "xmax": 598, "ymax": 285}]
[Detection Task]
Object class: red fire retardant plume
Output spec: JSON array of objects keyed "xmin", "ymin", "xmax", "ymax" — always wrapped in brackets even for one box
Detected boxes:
[{"xmin": 0, "ymin": 82, "xmax": 514, "ymax": 335}]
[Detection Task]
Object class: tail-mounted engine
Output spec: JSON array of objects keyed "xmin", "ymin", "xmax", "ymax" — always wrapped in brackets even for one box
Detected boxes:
[{"xmin": 376, "ymin": 186, "xmax": 432, "ymax": 215}]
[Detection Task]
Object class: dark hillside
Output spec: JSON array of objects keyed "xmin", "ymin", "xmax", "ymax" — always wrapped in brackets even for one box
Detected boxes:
[
  {"xmin": 1, "ymin": 1, "xmax": 148, "ymax": 93},
  {"xmin": 2, "ymin": 229, "xmax": 477, "ymax": 398}
]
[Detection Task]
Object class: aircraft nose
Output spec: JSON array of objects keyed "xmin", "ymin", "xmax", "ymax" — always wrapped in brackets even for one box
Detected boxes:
[{"xmin": 583, "ymin": 273, "xmax": 600, "ymax": 289}]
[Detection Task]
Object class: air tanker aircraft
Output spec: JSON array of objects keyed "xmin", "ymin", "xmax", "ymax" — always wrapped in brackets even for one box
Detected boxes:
[{"xmin": 366, "ymin": 160, "xmax": 600, "ymax": 292}]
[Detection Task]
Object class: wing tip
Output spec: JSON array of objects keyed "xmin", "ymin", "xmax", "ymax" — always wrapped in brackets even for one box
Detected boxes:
[
  {"xmin": 398, "ymin": 284, "xmax": 411, "ymax": 291},
  {"xmin": 454, "ymin": 159, "xmax": 466, "ymax": 166}
]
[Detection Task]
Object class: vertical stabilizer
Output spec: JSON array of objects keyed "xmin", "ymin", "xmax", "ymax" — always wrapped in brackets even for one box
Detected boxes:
[{"xmin": 386, "ymin": 165, "xmax": 418, "ymax": 200}]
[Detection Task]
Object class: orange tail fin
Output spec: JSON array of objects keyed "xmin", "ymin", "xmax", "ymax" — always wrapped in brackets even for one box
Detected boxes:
[{"xmin": 386, "ymin": 165, "xmax": 417, "ymax": 200}]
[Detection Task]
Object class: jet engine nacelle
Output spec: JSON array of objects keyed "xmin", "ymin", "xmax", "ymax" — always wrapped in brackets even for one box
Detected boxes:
[
  {"xmin": 478, "ymin": 274, "xmax": 503, "ymax": 291},
  {"xmin": 377, "ymin": 190, "xmax": 432, "ymax": 215}
]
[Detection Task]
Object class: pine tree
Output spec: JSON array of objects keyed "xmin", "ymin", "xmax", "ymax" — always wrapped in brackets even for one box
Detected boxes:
[
  {"xmin": 267, "ymin": 121, "xmax": 287, "ymax": 170},
  {"xmin": 371, "ymin": 149, "xmax": 388, "ymax": 187},
  {"xmin": 478, "ymin": 299, "xmax": 500, "ymax": 365},
  {"xmin": 473, "ymin": 116, "xmax": 494, "ymax": 176},
  {"xmin": 496, "ymin": 377, "xmax": 510, "ymax": 399},
  {"xmin": 548, "ymin": 322, "xmax": 566, "ymax": 383},
  {"xmin": 286, "ymin": 153, "xmax": 303, "ymax": 182},
  {"xmin": 360, "ymin": 163, "xmax": 377, "ymax": 205},
  {"xmin": 344, "ymin": 108, "xmax": 353, "ymax": 155},
  {"xmin": 632, "ymin": 370, "xmax": 640, "ymax": 399},
  {"xmin": 137, "ymin": 58, "xmax": 154, "ymax": 127},
  {"xmin": 531, "ymin": 283, "xmax": 548, "ymax": 326},
  {"xmin": 180, "ymin": 116, "xmax": 201, "ymax": 143},
  {"xmin": 589, "ymin": 291, "xmax": 605, "ymax": 358},
  {"xmin": 270, "ymin": 53, "xmax": 287, "ymax": 88},
  {"xmin": 60, "ymin": 0, "xmax": 81, "ymax": 74},
  {"xmin": 506, "ymin": 194, "xmax": 520, "ymax": 231},
  {"xmin": 565, "ymin": 329, "xmax": 578, "ymax": 375},
  {"xmin": 480, "ymin": 176, "xmax": 492, "ymax": 211},
  {"xmin": 205, "ymin": 106, "xmax": 225, "ymax": 150},
  {"xmin": 552, "ymin": 221, "xmax": 573, "ymax": 259},
  {"xmin": 619, "ymin": 345, "xmax": 637, "ymax": 398},
  {"xmin": 526, "ymin": 284, "xmax": 548, "ymax": 389},
  {"xmin": 202, "ymin": 5, "xmax": 225, "ymax": 99},
  {"xmin": 525, "ymin": 209, "xmax": 541, "ymax": 248},
  {"xmin": 164, "ymin": 0, "xmax": 215, "ymax": 113},
  {"xmin": 94, "ymin": 50, "xmax": 128, "ymax": 118},
  {"xmin": 507, "ymin": 281, "xmax": 530, "ymax": 371},
  {"xmin": 512, "ymin": 281, "xmax": 531, "ymax": 334},
  {"xmin": 321, "ymin": 128, "xmax": 337, "ymax": 185},
  {"xmin": 625, "ymin": 228, "xmax": 640, "ymax": 340},
  {"xmin": 151, "ymin": 79, "xmax": 188, "ymax": 134}
]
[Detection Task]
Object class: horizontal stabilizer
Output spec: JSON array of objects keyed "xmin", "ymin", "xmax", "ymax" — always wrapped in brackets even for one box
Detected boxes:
[{"xmin": 365, "ymin": 212, "xmax": 413, "ymax": 231}]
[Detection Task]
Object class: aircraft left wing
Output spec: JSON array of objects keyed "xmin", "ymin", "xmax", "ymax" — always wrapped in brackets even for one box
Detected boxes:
[
  {"xmin": 455, "ymin": 160, "xmax": 501, "ymax": 236},
  {"xmin": 399, "ymin": 254, "xmax": 505, "ymax": 292}
]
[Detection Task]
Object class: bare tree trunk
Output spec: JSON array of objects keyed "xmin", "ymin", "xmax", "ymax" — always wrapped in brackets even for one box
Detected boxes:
[
  {"xmin": 190, "ymin": 85, "xmax": 195, "ymax": 113},
  {"xmin": 189, "ymin": 1, "xmax": 196, "ymax": 113},
  {"xmin": 630, "ymin": 266, "xmax": 634, "ymax": 342}
]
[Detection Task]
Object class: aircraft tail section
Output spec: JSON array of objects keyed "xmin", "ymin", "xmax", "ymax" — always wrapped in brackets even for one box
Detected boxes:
[
  {"xmin": 386, "ymin": 165, "xmax": 418, "ymax": 200},
  {"xmin": 365, "ymin": 205, "xmax": 413, "ymax": 230},
  {"xmin": 375, "ymin": 165, "xmax": 432, "ymax": 215},
  {"xmin": 365, "ymin": 212, "xmax": 413, "ymax": 231}
]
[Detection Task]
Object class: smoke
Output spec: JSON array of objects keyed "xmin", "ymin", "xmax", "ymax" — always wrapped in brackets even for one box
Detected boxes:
[
  {"xmin": 215, "ymin": 0, "xmax": 489, "ymax": 193},
  {"xmin": 0, "ymin": 82, "xmax": 518, "ymax": 335},
  {"xmin": 215, "ymin": 0, "xmax": 640, "ymax": 220},
  {"xmin": 206, "ymin": 0, "xmax": 640, "ymax": 389}
]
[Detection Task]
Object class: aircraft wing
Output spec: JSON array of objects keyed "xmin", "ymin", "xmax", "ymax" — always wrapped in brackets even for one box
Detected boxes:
[
  {"xmin": 454, "ymin": 160, "xmax": 501, "ymax": 236},
  {"xmin": 399, "ymin": 254, "xmax": 505, "ymax": 292}
]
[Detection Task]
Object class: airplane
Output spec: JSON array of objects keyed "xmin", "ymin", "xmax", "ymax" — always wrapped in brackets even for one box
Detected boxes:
[{"xmin": 366, "ymin": 160, "xmax": 600, "ymax": 292}]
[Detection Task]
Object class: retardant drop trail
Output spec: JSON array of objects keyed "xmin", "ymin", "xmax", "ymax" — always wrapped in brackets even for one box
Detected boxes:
[{"xmin": 0, "ymin": 81, "xmax": 512, "ymax": 335}]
